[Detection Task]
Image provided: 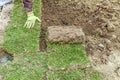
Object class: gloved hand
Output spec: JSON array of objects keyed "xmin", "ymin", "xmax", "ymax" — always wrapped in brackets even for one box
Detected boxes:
[{"xmin": 24, "ymin": 12, "xmax": 41, "ymax": 28}]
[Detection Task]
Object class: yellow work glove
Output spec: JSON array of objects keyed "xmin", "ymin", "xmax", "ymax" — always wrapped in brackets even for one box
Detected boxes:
[{"xmin": 24, "ymin": 12, "xmax": 41, "ymax": 28}]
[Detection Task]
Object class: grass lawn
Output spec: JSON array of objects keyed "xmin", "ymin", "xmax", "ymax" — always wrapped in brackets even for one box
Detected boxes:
[{"xmin": 0, "ymin": 0, "xmax": 105, "ymax": 80}]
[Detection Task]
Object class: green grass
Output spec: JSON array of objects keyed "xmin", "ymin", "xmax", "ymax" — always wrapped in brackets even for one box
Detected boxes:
[
  {"xmin": 0, "ymin": 0, "xmax": 105, "ymax": 80},
  {"xmin": 48, "ymin": 44, "xmax": 89, "ymax": 68}
]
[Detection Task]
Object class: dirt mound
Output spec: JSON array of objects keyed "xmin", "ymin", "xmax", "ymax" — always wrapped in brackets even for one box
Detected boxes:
[{"xmin": 84, "ymin": 1, "xmax": 120, "ymax": 79}]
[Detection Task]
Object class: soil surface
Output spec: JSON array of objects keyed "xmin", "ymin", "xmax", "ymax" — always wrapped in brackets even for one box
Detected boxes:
[{"xmin": 42, "ymin": 0, "xmax": 120, "ymax": 80}]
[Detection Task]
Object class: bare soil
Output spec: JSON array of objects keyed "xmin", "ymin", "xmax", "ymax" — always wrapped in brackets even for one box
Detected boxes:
[{"xmin": 42, "ymin": 0, "xmax": 120, "ymax": 80}]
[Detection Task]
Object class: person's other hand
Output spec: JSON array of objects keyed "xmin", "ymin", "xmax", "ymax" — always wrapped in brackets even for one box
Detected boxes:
[{"xmin": 24, "ymin": 12, "xmax": 41, "ymax": 28}]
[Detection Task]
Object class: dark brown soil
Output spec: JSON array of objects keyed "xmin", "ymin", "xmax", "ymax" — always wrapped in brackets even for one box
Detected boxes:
[
  {"xmin": 0, "ymin": 47, "xmax": 13, "ymax": 60},
  {"xmin": 42, "ymin": 0, "xmax": 103, "ymax": 35}
]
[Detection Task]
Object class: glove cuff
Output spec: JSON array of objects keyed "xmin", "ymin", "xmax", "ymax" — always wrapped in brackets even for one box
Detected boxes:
[{"xmin": 27, "ymin": 11, "xmax": 34, "ymax": 17}]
